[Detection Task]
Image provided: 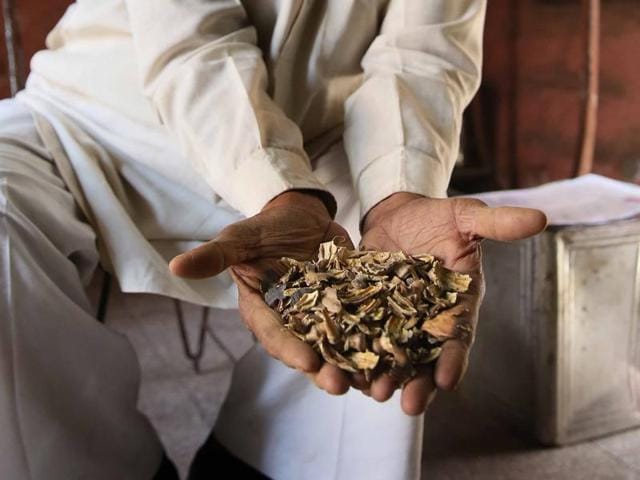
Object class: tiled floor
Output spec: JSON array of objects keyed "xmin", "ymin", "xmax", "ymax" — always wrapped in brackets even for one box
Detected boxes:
[
  {"xmin": 98, "ymin": 286, "xmax": 640, "ymax": 480},
  {"xmin": 422, "ymin": 391, "xmax": 640, "ymax": 480}
]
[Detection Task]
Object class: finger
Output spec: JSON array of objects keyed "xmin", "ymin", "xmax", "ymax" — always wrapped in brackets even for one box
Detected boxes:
[
  {"xmin": 232, "ymin": 270, "xmax": 321, "ymax": 373},
  {"xmin": 350, "ymin": 372, "xmax": 370, "ymax": 391},
  {"xmin": 434, "ymin": 339, "xmax": 471, "ymax": 391},
  {"xmin": 401, "ymin": 372, "xmax": 437, "ymax": 416},
  {"xmin": 370, "ymin": 374, "xmax": 398, "ymax": 402},
  {"xmin": 461, "ymin": 200, "xmax": 548, "ymax": 242},
  {"xmin": 169, "ymin": 223, "xmax": 258, "ymax": 278},
  {"xmin": 432, "ymin": 279, "xmax": 478, "ymax": 391},
  {"xmin": 308, "ymin": 363, "xmax": 351, "ymax": 396}
]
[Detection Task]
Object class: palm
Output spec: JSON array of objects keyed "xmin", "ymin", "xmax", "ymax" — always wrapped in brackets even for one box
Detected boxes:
[
  {"xmin": 360, "ymin": 195, "xmax": 547, "ymax": 414},
  {"xmin": 170, "ymin": 191, "xmax": 357, "ymax": 395},
  {"xmin": 228, "ymin": 203, "xmax": 352, "ymax": 288},
  {"xmin": 361, "ymin": 197, "xmax": 484, "ymax": 273}
]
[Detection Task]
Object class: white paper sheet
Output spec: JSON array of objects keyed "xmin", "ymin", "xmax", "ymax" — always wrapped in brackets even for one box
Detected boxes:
[{"xmin": 466, "ymin": 174, "xmax": 640, "ymax": 226}]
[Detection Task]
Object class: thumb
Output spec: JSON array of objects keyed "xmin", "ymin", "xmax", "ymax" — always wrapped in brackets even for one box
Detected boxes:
[
  {"xmin": 169, "ymin": 222, "xmax": 258, "ymax": 279},
  {"xmin": 461, "ymin": 199, "xmax": 548, "ymax": 242}
]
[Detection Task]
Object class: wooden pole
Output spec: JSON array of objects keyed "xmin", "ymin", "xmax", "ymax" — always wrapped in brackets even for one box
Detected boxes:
[
  {"xmin": 574, "ymin": 0, "xmax": 600, "ymax": 177},
  {"xmin": 1, "ymin": 0, "xmax": 20, "ymax": 96}
]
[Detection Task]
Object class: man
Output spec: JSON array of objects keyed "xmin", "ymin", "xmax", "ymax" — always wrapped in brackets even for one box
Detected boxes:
[{"xmin": 0, "ymin": 0, "xmax": 546, "ymax": 479}]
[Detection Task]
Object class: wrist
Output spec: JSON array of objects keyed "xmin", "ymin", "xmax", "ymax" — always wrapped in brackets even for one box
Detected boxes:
[
  {"xmin": 262, "ymin": 189, "xmax": 332, "ymax": 218},
  {"xmin": 362, "ymin": 192, "xmax": 425, "ymax": 233}
]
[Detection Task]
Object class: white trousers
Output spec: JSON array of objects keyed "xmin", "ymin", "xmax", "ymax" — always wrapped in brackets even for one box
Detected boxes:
[{"xmin": 0, "ymin": 100, "xmax": 423, "ymax": 480}]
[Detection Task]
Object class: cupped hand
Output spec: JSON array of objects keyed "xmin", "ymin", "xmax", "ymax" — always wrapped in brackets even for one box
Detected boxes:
[
  {"xmin": 169, "ymin": 190, "xmax": 355, "ymax": 395},
  {"xmin": 360, "ymin": 193, "xmax": 547, "ymax": 415}
]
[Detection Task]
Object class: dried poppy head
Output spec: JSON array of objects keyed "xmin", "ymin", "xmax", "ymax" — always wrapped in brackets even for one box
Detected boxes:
[{"xmin": 264, "ymin": 240, "xmax": 471, "ymax": 383}]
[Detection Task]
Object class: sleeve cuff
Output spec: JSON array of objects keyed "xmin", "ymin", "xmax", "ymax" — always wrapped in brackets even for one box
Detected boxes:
[
  {"xmin": 222, "ymin": 147, "xmax": 336, "ymax": 218},
  {"xmin": 356, "ymin": 147, "xmax": 453, "ymax": 221}
]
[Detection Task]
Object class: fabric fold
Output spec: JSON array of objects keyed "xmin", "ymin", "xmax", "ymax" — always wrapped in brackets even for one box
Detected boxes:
[
  {"xmin": 343, "ymin": 0, "xmax": 486, "ymax": 221},
  {"xmin": 125, "ymin": 0, "xmax": 335, "ymax": 217}
]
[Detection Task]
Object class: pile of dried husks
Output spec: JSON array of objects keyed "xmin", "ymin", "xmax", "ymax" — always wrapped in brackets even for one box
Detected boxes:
[{"xmin": 264, "ymin": 240, "xmax": 472, "ymax": 382}]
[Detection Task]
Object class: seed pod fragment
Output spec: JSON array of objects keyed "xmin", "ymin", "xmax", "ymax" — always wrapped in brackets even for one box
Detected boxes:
[{"xmin": 264, "ymin": 240, "xmax": 472, "ymax": 383}]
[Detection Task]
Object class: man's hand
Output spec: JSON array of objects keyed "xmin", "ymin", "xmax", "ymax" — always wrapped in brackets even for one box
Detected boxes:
[
  {"xmin": 169, "ymin": 191, "xmax": 354, "ymax": 395},
  {"xmin": 360, "ymin": 193, "xmax": 547, "ymax": 415}
]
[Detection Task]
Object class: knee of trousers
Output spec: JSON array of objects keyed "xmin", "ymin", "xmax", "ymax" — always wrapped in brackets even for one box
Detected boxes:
[{"xmin": 0, "ymin": 159, "xmax": 99, "ymax": 277}]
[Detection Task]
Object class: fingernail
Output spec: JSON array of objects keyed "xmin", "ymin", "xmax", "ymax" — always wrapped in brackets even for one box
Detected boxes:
[{"xmin": 168, "ymin": 255, "xmax": 183, "ymax": 272}]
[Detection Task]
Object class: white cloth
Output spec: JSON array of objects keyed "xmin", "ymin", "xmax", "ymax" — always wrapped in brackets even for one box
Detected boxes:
[
  {"xmin": 469, "ymin": 174, "xmax": 640, "ymax": 226},
  {"xmin": 19, "ymin": 0, "xmax": 486, "ymax": 307},
  {"xmin": 0, "ymin": 100, "xmax": 421, "ymax": 479},
  {"xmin": 215, "ymin": 345, "xmax": 423, "ymax": 480},
  {"xmin": 0, "ymin": 100, "xmax": 164, "ymax": 480}
]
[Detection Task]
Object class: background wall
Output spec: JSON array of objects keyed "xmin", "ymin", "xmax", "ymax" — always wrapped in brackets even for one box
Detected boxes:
[
  {"xmin": 1, "ymin": 0, "xmax": 638, "ymax": 190},
  {"xmin": 0, "ymin": 0, "xmax": 70, "ymax": 97},
  {"xmin": 480, "ymin": 0, "xmax": 640, "ymax": 189}
]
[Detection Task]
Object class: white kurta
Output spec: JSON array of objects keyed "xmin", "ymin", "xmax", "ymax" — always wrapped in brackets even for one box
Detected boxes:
[
  {"xmin": 18, "ymin": 0, "xmax": 485, "ymax": 308},
  {"xmin": 4, "ymin": 1, "xmax": 486, "ymax": 478}
]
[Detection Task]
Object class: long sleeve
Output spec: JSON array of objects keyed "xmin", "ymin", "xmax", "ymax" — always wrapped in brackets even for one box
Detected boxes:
[
  {"xmin": 343, "ymin": 0, "xmax": 486, "ymax": 220},
  {"xmin": 124, "ymin": 0, "xmax": 336, "ymax": 217}
]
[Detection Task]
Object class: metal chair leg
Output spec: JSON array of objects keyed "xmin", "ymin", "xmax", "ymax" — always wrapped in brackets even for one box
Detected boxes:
[
  {"xmin": 96, "ymin": 273, "xmax": 237, "ymax": 373},
  {"xmin": 174, "ymin": 300, "xmax": 238, "ymax": 373},
  {"xmin": 174, "ymin": 299, "xmax": 208, "ymax": 373}
]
